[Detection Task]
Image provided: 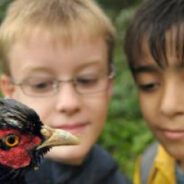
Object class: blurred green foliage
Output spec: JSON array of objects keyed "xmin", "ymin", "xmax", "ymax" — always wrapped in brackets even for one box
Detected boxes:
[
  {"xmin": 96, "ymin": 0, "xmax": 155, "ymax": 179},
  {"xmin": 0, "ymin": 0, "xmax": 155, "ymax": 179},
  {"xmin": 0, "ymin": 0, "xmax": 11, "ymax": 22}
]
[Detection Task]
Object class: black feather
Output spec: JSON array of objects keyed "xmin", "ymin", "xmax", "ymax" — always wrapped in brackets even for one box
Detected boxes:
[{"xmin": 0, "ymin": 99, "xmax": 43, "ymax": 136}]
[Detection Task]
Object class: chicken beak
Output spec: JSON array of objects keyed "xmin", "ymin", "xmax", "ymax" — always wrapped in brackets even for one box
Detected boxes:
[{"xmin": 37, "ymin": 125, "xmax": 80, "ymax": 150}]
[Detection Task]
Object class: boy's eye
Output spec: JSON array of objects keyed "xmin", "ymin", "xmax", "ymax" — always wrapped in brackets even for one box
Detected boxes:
[
  {"xmin": 138, "ymin": 82, "xmax": 160, "ymax": 92},
  {"xmin": 75, "ymin": 76, "xmax": 99, "ymax": 87},
  {"xmin": 27, "ymin": 80, "xmax": 54, "ymax": 92}
]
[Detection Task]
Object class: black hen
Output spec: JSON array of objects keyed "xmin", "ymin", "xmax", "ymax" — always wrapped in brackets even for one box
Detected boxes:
[{"xmin": 0, "ymin": 98, "xmax": 79, "ymax": 184}]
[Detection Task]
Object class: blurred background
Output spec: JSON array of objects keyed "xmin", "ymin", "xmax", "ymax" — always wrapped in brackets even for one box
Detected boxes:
[
  {"xmin": 96, "ymin": 0, "xmax": 155, "ymax": 178},
  {"xmin": 0, "ymin": 0, "xmax": 155, "ymax": 179}
]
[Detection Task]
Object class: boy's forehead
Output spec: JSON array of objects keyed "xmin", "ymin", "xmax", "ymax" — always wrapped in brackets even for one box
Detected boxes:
[
  {"xmin": 133, "ymin": 39, "xmax": 155, "ymax": 68},
  {"xmin": 16, "ymin": 25, "xmax": 106, "ymax": 47},
  {"xmin": 8, "ymin": 26, "xmax": 109, "ymax": 72}
]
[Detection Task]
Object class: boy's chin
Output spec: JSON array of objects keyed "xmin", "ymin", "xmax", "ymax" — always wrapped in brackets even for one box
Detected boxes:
[
  {"xmin": 44, "ymin": 144, "xmax": 91, "ymax": 165},
  {"xmin": 162, "ymin": 141, "xmax": 184, "ymax": 160}
]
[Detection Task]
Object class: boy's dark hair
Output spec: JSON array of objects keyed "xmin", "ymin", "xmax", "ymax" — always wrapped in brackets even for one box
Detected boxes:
[{"xmin": 124, "ymin": 0, "xmax": 184, "ymax": 74}]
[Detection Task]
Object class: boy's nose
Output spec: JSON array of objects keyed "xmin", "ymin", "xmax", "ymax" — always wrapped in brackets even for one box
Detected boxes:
[
  {"xmin": 160, "ymin": 83, "xmax": 184, "ymax": 117},
  {"xmin": 55, "ymin": 83, "xmax": 81, "ymax": 115}
]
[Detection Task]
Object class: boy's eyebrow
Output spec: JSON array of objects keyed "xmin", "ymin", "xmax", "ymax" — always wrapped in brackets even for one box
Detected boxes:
[{"xmin": 132, "ymin": 65, "xmax": 160, "ymax": 74}]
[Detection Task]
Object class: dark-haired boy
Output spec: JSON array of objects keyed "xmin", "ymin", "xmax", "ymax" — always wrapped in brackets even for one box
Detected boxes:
[{"xmin": 125, "ymin": 0, "xmax": 184, "ymax": 183}]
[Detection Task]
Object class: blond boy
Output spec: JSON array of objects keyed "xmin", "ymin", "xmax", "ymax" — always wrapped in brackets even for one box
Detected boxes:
[{"xmin": 0, "ymin": 0, "xmax": 129, "ymax": 183}]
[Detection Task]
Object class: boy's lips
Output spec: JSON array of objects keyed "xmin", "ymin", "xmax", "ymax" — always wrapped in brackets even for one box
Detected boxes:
[
  {"xmin": 160, "ymin": 128, "xmax": 184, "ymax": 141},
  {"xmin": 56, "ymin": 123, "xmax": 89, "ymax": 134}
]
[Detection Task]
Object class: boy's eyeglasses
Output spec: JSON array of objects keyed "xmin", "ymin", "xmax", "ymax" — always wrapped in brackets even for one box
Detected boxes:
[{"xmin": 12, "ymin": 72, "xmax": 114, "ymax": 97}]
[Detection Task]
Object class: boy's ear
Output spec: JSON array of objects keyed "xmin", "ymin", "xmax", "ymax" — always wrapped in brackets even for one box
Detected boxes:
[{"xmin": 0, "ymin": 74, "xmax": 15, "ymax": 98}]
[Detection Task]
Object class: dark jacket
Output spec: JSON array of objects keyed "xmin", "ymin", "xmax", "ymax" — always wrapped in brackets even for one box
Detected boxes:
[{"xmin": 25, "ymin": 145, "xmax": 130, "ymax": 184}]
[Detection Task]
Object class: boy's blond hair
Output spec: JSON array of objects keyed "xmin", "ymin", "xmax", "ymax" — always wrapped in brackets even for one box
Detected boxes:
[{"xmin": 0, "ymin": 0, "xmax": 116, "ymax": 75}]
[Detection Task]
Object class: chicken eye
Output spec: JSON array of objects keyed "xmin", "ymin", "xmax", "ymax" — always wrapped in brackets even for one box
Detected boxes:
[{"xmin": 4, "ymin": 134, "xmax": 20, "ymax": 147}]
